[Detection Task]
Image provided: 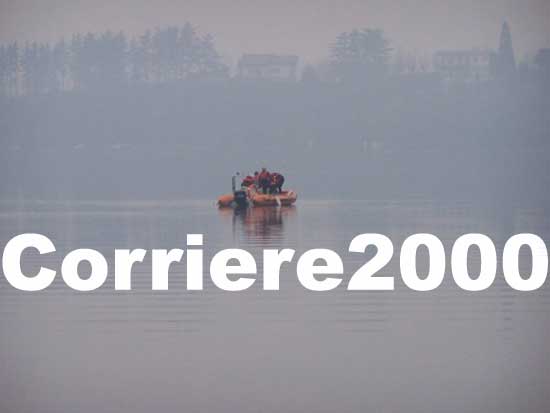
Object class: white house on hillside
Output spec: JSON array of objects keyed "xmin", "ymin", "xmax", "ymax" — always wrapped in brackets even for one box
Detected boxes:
[{"xmin": 434, "ymin": 49, "xmax": 494, "ymax": 83}]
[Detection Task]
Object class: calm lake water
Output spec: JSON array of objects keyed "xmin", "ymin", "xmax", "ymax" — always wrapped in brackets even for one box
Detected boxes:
[{"xmin": 0, "ymin": 200, "xmax": 549, "ymax": 413}]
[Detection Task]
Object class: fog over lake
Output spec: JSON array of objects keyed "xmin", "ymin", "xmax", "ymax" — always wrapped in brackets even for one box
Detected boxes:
[{"xmin": 1, "ymin": 1, "xmax": 549, "ymax": 412}]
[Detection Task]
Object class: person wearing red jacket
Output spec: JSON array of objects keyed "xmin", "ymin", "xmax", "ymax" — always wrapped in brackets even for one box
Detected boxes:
[
  {"xmin": 241, "ymin": 175, "xmax": 255, "ymax": 187},
  {"xmin": 258, "ymin": 168, "xmax": 271, "ymax": 194}
]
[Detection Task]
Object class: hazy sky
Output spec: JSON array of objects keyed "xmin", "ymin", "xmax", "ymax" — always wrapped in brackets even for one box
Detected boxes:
[{"xmin": 1, "ymin": 0, "xmax": 549, "ymax": 64}]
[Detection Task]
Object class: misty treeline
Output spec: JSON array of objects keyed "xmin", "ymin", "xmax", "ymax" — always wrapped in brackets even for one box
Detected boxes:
[
  {"xmin": 1, "ymin": 23, "xmax": 549, "ymax": 203},
  {"xmin": 0, "ymin": 24, "xmax": 227, "ymax": 96},
  {"xmin": 0, "ymin": 25, "xmax": 401, "ymax": 96},
  {"xmin": 2, "ymin": 22, "xmax": 546, "ymax": 97}
]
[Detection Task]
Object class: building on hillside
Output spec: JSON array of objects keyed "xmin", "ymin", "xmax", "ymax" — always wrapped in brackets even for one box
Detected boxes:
[
  {"xmin": 237, "ymin": 54, "xmax": 299, "ymax": 81},
  {"xmin": 433, "ymin": 49, "xmax": 495, "ymax": 83}
]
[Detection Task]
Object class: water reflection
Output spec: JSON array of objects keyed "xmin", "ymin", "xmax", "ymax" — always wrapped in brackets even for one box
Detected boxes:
[
  {"xmin": 219, "ymin": 206, "xmax": 297, "ymax": 245},
  {"xmin": 0, "ymin": 201, "xmax": 549, "ymax": 413}
]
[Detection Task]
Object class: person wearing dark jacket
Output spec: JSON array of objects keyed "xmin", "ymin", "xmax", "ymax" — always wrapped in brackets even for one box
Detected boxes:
[
  {"xmin": 270, "ymin": 173, "xmax": 285, "ymax": 194},
  {"xmin": 258, "ymin": 168, "xmax": 271, "ymax": 194}
]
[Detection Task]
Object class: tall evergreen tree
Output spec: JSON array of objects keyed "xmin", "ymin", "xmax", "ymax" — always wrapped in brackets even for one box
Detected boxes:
[
  {"xmin": 496, "ymin": 21, "xmax": 516, "ymax": 77},
  {"xmin": 139, "ymin": 30, "xmax": 153, "ymax": 82},
  {"xmin": 6, "ymin": 43, "xmax": 19, "ymax": 96},
  {"xmin": 53, "ymin": 39, "xmax": 68, "ymax": 91},
  {"xmin": 70, "ymin": 34, "xmax": 84, "ymax": 90},
  {"xmin": 21, "ymin": 42, "xmax": 37, "ymax": 94},
  {"xmin": 0, "ymin": 45, "xmax": 6, "ymax": 96}
]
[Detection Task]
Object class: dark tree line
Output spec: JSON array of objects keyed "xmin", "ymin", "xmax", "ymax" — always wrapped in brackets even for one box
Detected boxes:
[
  {"xmin": 1, "ymin": 21, "xmax": 545, "ymax": 97},
  {"xmin": 0, "ymin": 25, "xmax": 396, "ymax": 97},
  {"xmin": 0, "ymin": 24, "xmax": 227, "ymax": 96},
  {"xmin": 330, "ymin": 29, "xmax": 392, "ymax": 82}
]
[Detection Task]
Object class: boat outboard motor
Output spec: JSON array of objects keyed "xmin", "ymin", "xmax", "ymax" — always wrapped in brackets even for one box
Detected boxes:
[{"xmin": 232, "ymin": 173, "xmax": 248, "ymax": 208}]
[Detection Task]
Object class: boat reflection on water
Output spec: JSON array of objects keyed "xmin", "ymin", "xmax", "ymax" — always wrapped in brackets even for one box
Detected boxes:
[{"xmin": 218, "ymin": 206, "xmax": 296, "ymax": 245}]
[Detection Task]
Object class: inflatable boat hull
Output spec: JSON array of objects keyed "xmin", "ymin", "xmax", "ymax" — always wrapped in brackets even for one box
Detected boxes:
[
  {"xmin": 218, "ymin": 188, "xmax": 297, "ymax": 208},
  {"xmin": 217, "ymin": 193, "xmax": 249, "ymax": 208},
  {"xmin": 249, "ymin": 190, "xmax": 297, "ymax": 207}
]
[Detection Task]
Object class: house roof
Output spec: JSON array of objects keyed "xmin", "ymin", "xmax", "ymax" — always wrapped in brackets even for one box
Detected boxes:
[{"xmin": 238, "ymin": 54, "xmax": 299, "ymax": 67}]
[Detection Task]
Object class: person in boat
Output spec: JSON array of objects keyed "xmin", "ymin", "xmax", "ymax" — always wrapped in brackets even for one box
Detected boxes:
[
  {"xmin": 241, "ymin": 174, "xmax": 255, "ymax": 187},
  {"xmin": 258, "ymin": 168, "xmax": 271, "ymax": 194},
  {"xmin": 253, "ymin": 171, "xmax": 259, "ymax": 187},
  {"xmin": 270, "ymin": 172, "xmax": 285, "ymax": 194}
]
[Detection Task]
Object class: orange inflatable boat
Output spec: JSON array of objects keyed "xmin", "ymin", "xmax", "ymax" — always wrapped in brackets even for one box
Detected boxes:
[
  {"xmin": 217, "ymin": 188, "xmax": 248, "ymax": 208},
  {"xmin": 248, "ymin": 187, "xmax": 297, "ymax": 207},
  {"xmin": 217, "ymin": 186, "xmax": 297, "ymax": 208}
]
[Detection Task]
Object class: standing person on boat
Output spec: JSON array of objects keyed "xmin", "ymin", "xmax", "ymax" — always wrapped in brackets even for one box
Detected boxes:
[
  {"xmin": 258, "ymin": 168, "xmax": 271, "ymax": 194},
  {"xmin": 241, "ymin": 174, "xmax": 255, "ymax": 187},
  {"xmin": 253, "ymin": 171, "xmax": 260, "ymax": 187},
  {"xmin": 270, "ymin": 172, "xmax": 285, "ymax": 194}
]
